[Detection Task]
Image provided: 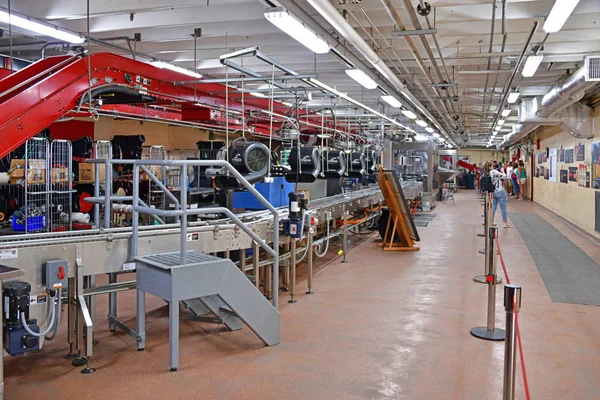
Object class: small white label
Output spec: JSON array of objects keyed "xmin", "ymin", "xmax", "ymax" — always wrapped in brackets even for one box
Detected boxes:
[
  {"xmin": 123, "ymin": 262, "xmax": 136, "ymax": 271},
  {"xmin": 190, "ymin": 203, "xmax": 198, "ymax": 209},
  {"xmin": 30, "ymin": 294, "xmax": 48, "ymax": 305},
  {"xmin": 186, "ymin": 233, "xmax": 199, "ymax": 242},
  {"xmin": 290, "ymin": 201, "xmax": 299, "ymax": 213},
  {"xmin": 0, "ymin": 249, "xmax": 18, "ymax": 260}
]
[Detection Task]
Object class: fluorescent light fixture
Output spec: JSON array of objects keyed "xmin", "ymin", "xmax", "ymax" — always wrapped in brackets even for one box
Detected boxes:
[
  {"xmin": 498, "ymin": 119, "xmax": 505, "ymax": 126},
  {"xmin": 522, "ymin": 54, "xmax": 544, "ymax": 77},
  {"xmin": 414, "ymin": 134, "xmax": 428, "ymax": 142},
  {"xmin": 425, "ymin": 127, "xmax": 434, "ymax": 133},
  {"xmin": 543, "ymin": 0, "xmax": 581, "ymax": 33},
  {"xmin": 492, "ymin": 131, "xmax": 498, "ymax": 136},
  {"xmin": 249, "ymin": 92, "xmax": 266, "ymax": 98},
  {"xmin": 432, "ymin": 132, "xmax": 440, "ymax": 138},
  {"xmin": 345, "ymin": 69, "xmax": 378, "ymax": 90},
  {"xmin": 507, "ymin": 92, "xmax": 520, "ymax": 104},
  {"xmin": 381, "ymin": 95, "xmax": 402, "ymax": 108},
  {"xmin": 264, "ymin": 8, "xmax": 330, "ymax": 54},
  {"xmin": 415, "ymin": 119, "xmax": 428, "ymax": 128},
  {"xmin": 494, "ymin": 125, "xmax": 502, "ymax": 131},
  {"xmin": 0, "ymin": 10, "xmax": 85, "ymax": 43},
  {"xmin": 439, "ymin": 137, "xmax": 445, "ymax": 142},
  {"xmin": 501, "ymin": 109, "xmax": 511, "ymax": 117},
  {"xmin": 150, "ymin": 61, "xmax": 201, "ymax": 78},
  {"xmin": 402, "ymin": 110, "xmax": 417, "ymax": 119}
]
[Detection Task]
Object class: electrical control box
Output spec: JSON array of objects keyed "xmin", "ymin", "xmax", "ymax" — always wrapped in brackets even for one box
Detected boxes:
[{"xmin": 45, "ymin": 260, "xmax": 69, "ymax": 290}]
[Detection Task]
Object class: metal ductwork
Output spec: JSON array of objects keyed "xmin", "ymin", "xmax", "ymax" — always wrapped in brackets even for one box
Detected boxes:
[{"xmin": 503, "ymin": 66, "xmax": 598, "ymax": 148}]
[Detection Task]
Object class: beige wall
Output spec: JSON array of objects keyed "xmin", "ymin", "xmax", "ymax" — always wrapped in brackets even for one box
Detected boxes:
[
  {"xmin": 93, "ymin": 118, "xmax": 217, "ymax": 150},
  {"xmin": 529, "ymin": 107, "xmax": 600, "ymax": 238},
  {"xmin": 457, "ymin": 149, "xmax": 506, "ymax": 167}
]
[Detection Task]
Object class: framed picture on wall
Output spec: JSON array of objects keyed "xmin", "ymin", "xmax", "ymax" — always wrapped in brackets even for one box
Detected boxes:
[
  {"xmin": 592, "ymin": 143, "xmax": 600, "ymax": 189},
  {"xmin": 569, "ymin": 167, "xmax": 577, "ymax": 182},
  {"xmin": 560, "ymin": 169, "xmax": 568, "ymax": 183},
  {"xmin": 565, "ymin": 149, "xmax": 574, "ymax": 164},
  {"xmin": 576, "ymin": 144, "xmax": 585, "ymax": 162},
  {"xmin": 559, "ymin": 147, "xmax": 564, "ymax": 162}
]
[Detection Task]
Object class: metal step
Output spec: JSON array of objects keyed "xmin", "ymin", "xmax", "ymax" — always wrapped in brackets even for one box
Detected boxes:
[{"xmin": 182, "ymin": 296, "xmax": 243, "ymax": 331}]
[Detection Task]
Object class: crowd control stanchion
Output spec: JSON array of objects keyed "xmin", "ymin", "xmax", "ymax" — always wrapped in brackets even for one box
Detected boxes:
[
  {"xmin": 503, "ymin": 284, "xmax": 522, "ymax": 400},
  {"xmin": 475, "ymin": 193, "xmax": 502, "ymax": 284},
  {"xmin": 471, "ymin": 226, "xmax": 505, "ymax": 341},
  {"xmin": 477, "ymin": 193, "xmax": 487, "ymax": 238}
]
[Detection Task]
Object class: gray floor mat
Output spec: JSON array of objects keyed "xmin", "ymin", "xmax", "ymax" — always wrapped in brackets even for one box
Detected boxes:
[
  {"xmin": 509, "ymin": 213, "xmax": 600, "ymax": 306},
  {"xmin": 414, "ymin": 221, "xmax": 429, "ymax": 227}
]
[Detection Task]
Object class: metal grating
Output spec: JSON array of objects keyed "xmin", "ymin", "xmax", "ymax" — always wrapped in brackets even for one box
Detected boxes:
[
  {"xmin": 585, "ymin": 56, "xmax": 600, "ymax": 82},
  {"xmin": 138, "ymin": 250, "xmax": 220, "ymax": 267}
]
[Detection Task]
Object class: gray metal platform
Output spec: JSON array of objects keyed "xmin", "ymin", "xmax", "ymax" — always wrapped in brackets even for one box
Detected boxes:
[{"xmin": 135, "ymin": 250, "xmax": 280, "ymax": 371}]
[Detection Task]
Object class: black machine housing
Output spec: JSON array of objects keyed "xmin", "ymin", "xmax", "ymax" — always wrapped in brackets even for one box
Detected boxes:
[
  {"xmin": 285, "ymin": 146, "xmax": 322, "ymax": 183},
  {"xmin": 2, "ymin": 281, "xmax": 40, "ymax": 356},
  {"xmin": 347, "ymin": 152, "xmax": 366, "ymax": 178},
  {"xmin": 321, "ymin": 149, "xmax": 347, "ymax": 179},
  {"xmin": 366, "ymin": 150, "xmax": 379, "ymax": 174},
  {"xmin": 214, "ymin": 138, "xmax": 270, "ymax": 189}
]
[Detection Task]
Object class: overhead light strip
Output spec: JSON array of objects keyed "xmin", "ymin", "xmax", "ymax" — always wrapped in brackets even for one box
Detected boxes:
[
  {"xmin": 0, "ymin": 8, "xmax": 85, "ymax": 44},
  {"xmin": 264, "ymin": 8, "xmax": 330, "ymax": 54}
]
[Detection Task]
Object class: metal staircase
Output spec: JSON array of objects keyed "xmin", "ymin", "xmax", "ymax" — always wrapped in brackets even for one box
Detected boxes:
[{"xmin": 136, "ymin": 250, "xmax": 280, "ymax": 371}]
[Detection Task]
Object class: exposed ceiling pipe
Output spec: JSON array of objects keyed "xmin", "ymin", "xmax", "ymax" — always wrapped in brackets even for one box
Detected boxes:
[
  {"xmin": 502, "ymin": 65, "xmax": 598, "ymax": 148},
  {"xmin": 381, "ymin": 0, "xmax": 464, "ymax": 144},
  {"xmin": 399, "ymin": 0, "xmax": 460, "ymax": 119},
  {"xmin": 303, "ymin": 0, "xmax": 458, "ymax": 147}
]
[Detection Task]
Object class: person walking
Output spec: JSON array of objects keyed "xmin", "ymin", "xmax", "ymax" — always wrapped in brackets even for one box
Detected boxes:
[
  {"xmin": 511, "ymin": 162, "xmax": 520, "ymax": 199},
  {"xmin": 489, "ymin": 163, "xmax": 509, "ymax": 228},
  {"xmin": 517, "ymin": 160, "xmax": 527, "ymax": 200}
]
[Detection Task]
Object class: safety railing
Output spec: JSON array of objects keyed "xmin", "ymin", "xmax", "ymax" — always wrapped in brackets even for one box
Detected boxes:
[
  {"xmin": 85, "ymin": 158, "xmax": 281, "ymax": 308},
  {"xmin": 472, "ymin": 192, "xmax": 530, "ymax": 400}
]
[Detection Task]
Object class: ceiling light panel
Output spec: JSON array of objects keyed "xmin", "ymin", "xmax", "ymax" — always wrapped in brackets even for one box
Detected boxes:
[
  {"xmin": 507, "ymin": 92, "xmax": 520, "ymax": 104},
  {"xmin": 381, "ymin": 95, "xmax": 402, "ymax": 108},
  {"xmin": 415, "ymin": 119, "xmax": 428, "ymax": 127},
  {"xmin": 543, "ymin": 0, "xmax": 581, "ymax": 33},
  {"xmin": 345, "ymin": 69, "xmax": 378, "ymax": 90},
  {"xmin": 522, "ymin": 55, "xmax": 544, "ymax": 77},
  {"xmin": 402, "ymin": 110, "xmax": 417, "ymax": 119},
  {"xmin": 264, "ymin": 8, "xmax": 330, "ymax": 54},
  {"xmin": 149, "ymin": 61, "xmax": 202, "ymax": 78},
  {"xmin": 0, "ymin": 10, "xmax": 84, "ymax": 43}
]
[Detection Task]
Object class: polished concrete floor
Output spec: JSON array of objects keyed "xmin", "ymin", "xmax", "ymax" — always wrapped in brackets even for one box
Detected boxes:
[{"xmin": 5, "ymin": 191, "xmax": 600, "ymax": 399}]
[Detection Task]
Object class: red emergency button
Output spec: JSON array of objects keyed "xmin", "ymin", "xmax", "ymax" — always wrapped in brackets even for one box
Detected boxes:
[{"xmin": 58, "ymin": 266, "xmax": 66, "ymax": 280}]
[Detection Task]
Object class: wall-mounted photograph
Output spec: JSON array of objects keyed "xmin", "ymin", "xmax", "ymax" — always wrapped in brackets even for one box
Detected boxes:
[{"xmin": 565, "ymin": 149, "xmax": 574, "ymax": 164}]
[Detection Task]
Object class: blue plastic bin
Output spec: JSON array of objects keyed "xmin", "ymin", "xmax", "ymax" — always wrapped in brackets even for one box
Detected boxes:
[{"xmin": 11, "ymin": 215, "xmax": 46, "ymax": 232}]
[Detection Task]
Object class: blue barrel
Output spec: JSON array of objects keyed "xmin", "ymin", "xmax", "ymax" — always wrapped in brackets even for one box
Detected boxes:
[{"xmin": 464, "ymin": 174, "xmax": 475, "ymax": 189}]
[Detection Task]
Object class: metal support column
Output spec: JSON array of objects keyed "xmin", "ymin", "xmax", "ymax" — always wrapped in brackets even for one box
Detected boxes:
[
  {"xmin": 306, "ymin": 229, "xmax": 314, "ymax": 294},
  {"xmin": 282, "ymin": 242, "xmax": 290, "ymax": 292},
  {"xmin": 66, "ymin": 276, "xmax": 76, "ymax": 358},
  {"xmin": 108, "ymin": 273, "xmax": 117, "ymax": 331},
  {"xmin": 239, "ymin": 248, "xmax": 246, "ymax": 272},
  {"xmin": 253, "ymin": 242, "xmax": 260, "ymax": 289},
  {"xmin": 342, "ymin": 205, "xmax": 348, "ymax": 263},
  {"xmin": 503, "ymin": 284, "xmax": 522, "ymax": 400},
  {"xmin": 168, "ymin": 301, "xmax": 179, "ymax": 372},
  {"xmin": 288, "ymin": 239, "xmax": 297, "ymax": 303}
]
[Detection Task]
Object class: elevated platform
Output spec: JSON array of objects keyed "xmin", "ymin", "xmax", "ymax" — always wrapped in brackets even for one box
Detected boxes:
[{"xmin": 135, "ymin": 250, "xmax": 280, "ymax": 371}]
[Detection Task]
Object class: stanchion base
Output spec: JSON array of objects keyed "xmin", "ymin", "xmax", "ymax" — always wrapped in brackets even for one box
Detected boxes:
[
  {"xmin": 478, "ymin": 248, "xmax": 486, "ymax": 254},
  {"xmin": 473, "ymin": 274, "xmax": 503, "ymax": 284},
  {"xmin": 470, "ymin": 327, "xmax": 505, "ymax": 341},
  {"xmin": 288, "ymin": 299, "xmax": 297, "ymax": 304},
  {"xmin": 477, "ymin": 233, "xmax": 485, "ymax": 237}
]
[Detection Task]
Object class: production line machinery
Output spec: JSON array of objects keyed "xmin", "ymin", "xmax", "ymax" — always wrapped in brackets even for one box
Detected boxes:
[{"xmin": 0, "ymin": 158, "xmax": 383, "ymax": 394}]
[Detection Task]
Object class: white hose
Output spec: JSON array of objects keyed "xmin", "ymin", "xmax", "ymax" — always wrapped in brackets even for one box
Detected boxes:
[
  {"xmin": 44, "ymin": 288, "xmax": 62, "ymax": 341},
  {"xmin": 314, "ymin": 221, "xmax": 330, "ymax": 258},
  {"xmin": 20, "ymin": 291, "xmax": 58, "ymax": 337}
]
